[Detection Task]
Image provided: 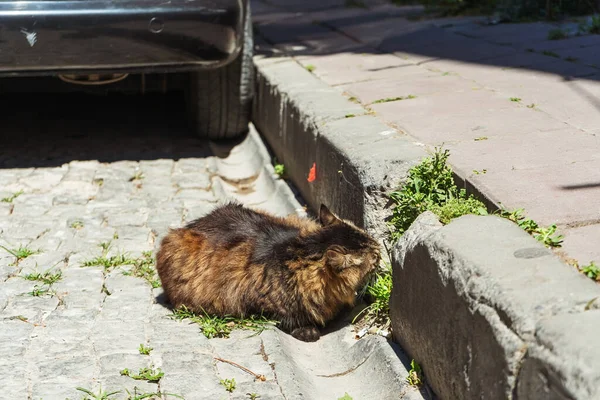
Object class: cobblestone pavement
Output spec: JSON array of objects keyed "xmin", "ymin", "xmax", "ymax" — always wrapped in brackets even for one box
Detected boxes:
[
  {"xmin": 0, "ymin": 92, "xmax": 419, "ymax": 400},
  {"xmin": 251, "ymin": 0, "xmax": 600, "ymax": 269}
]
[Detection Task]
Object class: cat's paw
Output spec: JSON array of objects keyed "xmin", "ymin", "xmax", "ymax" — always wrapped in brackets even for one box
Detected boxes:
[{"xmin": 291, "ymin": 326, "xmax": 320, "ymax": 342}]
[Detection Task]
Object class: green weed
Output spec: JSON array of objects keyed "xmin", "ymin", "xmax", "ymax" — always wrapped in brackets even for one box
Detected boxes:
[
  {"xmin": 220, "ymin": 378, "xmax": 236, "ymax": 393},
  {"xmin": 579, "ymin": 262, "xmax": 600, "ymax": 281},
  {"xmin": 138, "ymin": 343, "xmax": 153, "ymax": 355},
  {"xmin": 123, "ymin": 387, "xmax": 184, "ymax": 400},
  {"xmin": 76, "ymin": 386, "xmax": 120, "ymax": 400},
  {"xmin": 273, "ymin": 160, "xmax": 286, "ymax": 179},
  {"xmin": 28, "ymin": 284, "xmax": 55, "ymax": 297},
  {"xmin": 406, "ymin": 359, "xmax": 423, "ymax": 387},
  {"xmin": 0, "ymin": 244, "xmax": 40, "ymax": 264},
  {"xmin": 338, "ymin": 394, "xmax": 353, "ymax": 400},
  {"xmin": 542, "ymin": 50, "xmax": 560, "ymax": 58},
  {"xmin": 510, "ymin": 97, "xmax": 521, "ymax": 102},
  {"xmin": 498, "ymin": 209, "xmax": 563, "ymax": 247},
  {"xmin": 170, "ymin": 305, "xmax": 277, "ymax": 339},
  {"xmin": 129, "ymin": 171, "xmax": 144, "ymax": 182},
  {"xmin": 527, "ymin": 103, "xmax": 537, "ymax": 109},
  {"xmin": 388, "ymin": 148, "xmax": 487, "ymax": 240},
  {"xmin": 474, "ymin": 136, "xmax": 488, "ymax": 141},
  {"xmin": 70, "ymin": 220, "xmax": 85, "ymax": 230},
  {"xmin": 1, "ymin": 190, "xmax": 24, "ymax": 203},
  {"xmin": 579, "ymin": 14, "xmax": 600, "ymax": 34},
  {"xmin": 247, "ymin": 394, "xmax": 261, "ymax": 400},
  {"xmin": 430, "ymin": 197, "xmax": 488, "ymax": 224},
  {"xmin": 82, "ymin": 254, "xmax": 136, "ymax": 269},
  {"xmin": 353, "ymin": 270, "xmax": 392, "ymax": 328},
  {"xmin": 547, "ymin": 28, "xmax": 567, "ymax": 40},
  {"xmin": 23, "ymin": 269, "xmax": 62, "ymax": 285},
  {"xmin": 345, "ymin": 114, "xmax": 356, "ymax": 118},
  {"xmin": 371, "ymin": 95, "xmax": 416, "ymax": 104},
  {"xmin": 120, "ymin": 367, "xmax": 164, "ymax": 383},
  {"xmin": 122, "ymin": 251, "xmax": 161, "ymax": 288},
  {"xmin": 305, "ymin": 64, "xmax": 316, "ymax": 73}
]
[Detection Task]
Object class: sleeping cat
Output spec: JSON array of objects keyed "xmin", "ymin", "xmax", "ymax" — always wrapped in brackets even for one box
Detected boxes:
[{"xmin": 156, "ymin": 202, "xmax": 380, "ymax": 342}]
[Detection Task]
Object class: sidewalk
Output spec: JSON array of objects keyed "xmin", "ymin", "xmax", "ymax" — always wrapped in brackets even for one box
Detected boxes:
[{"xmin": 252, "ymin": 0, "xmax": 600, "ymax": 268}]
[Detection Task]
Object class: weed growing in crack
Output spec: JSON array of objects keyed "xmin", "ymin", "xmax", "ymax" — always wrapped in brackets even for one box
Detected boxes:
[
  {"xmin": 510, "ymin": 97, "xmax": 521, "ymax": 102},
  {"xmin": 498, "ymin": 208, "xmax": 564, "ymax": 248},
  {"xmin": 22, "ymin": 269, "xmax": 62, "ymax": 285},
  {"xmin": 389, "ymin": 148, "xmax": 487, "ymax": 240},
  {"xmin": 81, "ymin": 241, "xmax": 134, "ymax": 269},
  {"xmin": 170, "ymin": 305, "xmax": 276, "ymax": 339},
  {"xmin": 120, "ymin": 367, "xmax": 164, "ymax": 383},
  {"xmin": 542, "ymin": 50, "xmax": 560, "ymax": 58},
  {"xmin": 122, "ymin": 251, "xmax": 161, "ymax": 288},
  {"xmin": 220, "ymin": 378, "xmax": 236, "ymax": 393},
  {"xmin": 124, "ymin": 387, "xmax": 184, "ymax": 400},
  {"xmin": 1, "ymin": 190, "xmax": 24, "ymax": 203},
  {"xmin": 28, "ymin": 284, "xmax": 56, "ymax": 297},
  {"xmin": 406, "ymin": 359, "xmax": 423, "ymax": 387},
  {"xmin": 371, "ymin": 95, "xmax": 416, "ymax": 104},
  {"xmin": 138, "ymin": 343, "xmax": 153, "ymax": 355},
  {"xmin": 129, "ymin": 171, "xmax": 145, "ymax": 182},
  {"xmin": 273, "ymin": 159, "xmax": 286, "ymax": 179},
  {"xmin": 247, "ymin": 393, "xmax": 261, "ymax": 400},
  {"xmin": 353, "ymin": 269, "xmax": 392, "ymax": 329},
  {"xmin": 579, "ymin": 262, "xmax": 600, "ymax": 281},
  {"xmin": 0, "ymin": 244, "xmax": 40, "ymax": 265},
  {"xmin": 70, "ymin": 220, "xmax": 85, "ymax": 230},
  {"xmin": 76, "ymin": 386, "xmax": 121, "ymax": 400},
  {"xmin": 305, "ymin": 64, "xmax": 316, "ymax": 73},
  {"xmin": 338, "ymin": 394, "xmax": 353, "ymax": 400},
  {"xmin": 547, "ymin": 28, "xmax": 567, "ymax": 40}
]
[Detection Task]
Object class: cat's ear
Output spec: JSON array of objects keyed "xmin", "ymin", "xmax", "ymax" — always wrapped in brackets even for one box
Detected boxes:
[
  {"xmin": 319, "ymin": 204, "xmax": 340, "ymax": 226},
  {"xmin": 326, "ymin": 246, "xmax": 355, "ymax": 272}
]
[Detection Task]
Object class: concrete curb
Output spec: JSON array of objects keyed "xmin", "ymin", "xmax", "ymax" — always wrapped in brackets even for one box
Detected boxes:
[{"xmin": 251, "ymin": 50, "xmax": 600, "ymax": 399}]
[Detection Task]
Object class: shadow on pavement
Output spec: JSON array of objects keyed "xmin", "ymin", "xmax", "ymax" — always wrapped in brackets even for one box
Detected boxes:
[
  {"xmin": 252, "ymin": 0, "xmax": 600, "ymax": 100},
  {"xmin": 0, "ymin": 90, "xmax": 214, "ymax": 169}
]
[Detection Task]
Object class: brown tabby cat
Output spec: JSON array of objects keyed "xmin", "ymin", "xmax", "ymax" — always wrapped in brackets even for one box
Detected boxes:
[{"xmin": 156, "ymin": 202, "xmax": 380, "ymax": 342}]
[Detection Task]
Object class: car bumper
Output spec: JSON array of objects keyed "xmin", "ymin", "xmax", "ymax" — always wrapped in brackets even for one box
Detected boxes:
[{"xmin": 0, "ymin": 0, "xmax": 246, "ymax": 76}]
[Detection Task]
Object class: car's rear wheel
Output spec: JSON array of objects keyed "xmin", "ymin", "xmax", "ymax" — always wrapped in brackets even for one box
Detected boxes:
[{"xmin": 187, "ymin": 2, "xmax": 254, "ymax": 140}]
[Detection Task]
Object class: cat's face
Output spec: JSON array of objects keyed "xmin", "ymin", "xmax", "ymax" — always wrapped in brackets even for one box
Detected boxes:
[{"xmin": 319, "ymin": 205, "xmax": 381, "ymax": 281}]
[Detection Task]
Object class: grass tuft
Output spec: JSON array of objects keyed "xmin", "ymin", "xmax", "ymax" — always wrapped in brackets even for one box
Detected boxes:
[
  {"xmin": 76, "ymin": 386, "xmax": 121, "ymax": 400},
  {"xmin": 0, "ymin": 244, "xmax": 40, "ymax": 265},
  {"xmin": 138, "ymin": 343, "xmax": 153, "ymax": 355},
  {"xmin": 1, "ymin": 190, "xmax": 24, "ymax": 203},
  {"xmin": 547, "ymin": 28, "xmax": 567, "ymax": 40},
  {"xmin": 371, "ymin": 95, "xmax": 416, "ymax": 104},
  {"xmin": 122, "ymin": 251, "xmax": 161, "ymax": 288},
  {"xmin": 220, "ymin": 378, "xmax": 236, "ymax": 393},
  {"xmin": 170, "ymin": 305, "xmax": 277, "ymax": 339},
  {"xmin": 406, "ymin": 359, "xmax": 423, "ymax": 387},
  {"xmin": 120, "ymin": 367, "xmax": 164, "ymax": 383},
  {"xmin": 579, "ymin": 262, "xmax": 600, "ymax": 281},
  {"xmin": 23, "ymin": 269, "xmax": 62, "ymax": 285}
]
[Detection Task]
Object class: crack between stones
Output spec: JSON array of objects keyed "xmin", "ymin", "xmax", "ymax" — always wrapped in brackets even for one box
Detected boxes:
[{"xmin": 259, "ymin": 337, "xmax": 288, "ymax": 400}]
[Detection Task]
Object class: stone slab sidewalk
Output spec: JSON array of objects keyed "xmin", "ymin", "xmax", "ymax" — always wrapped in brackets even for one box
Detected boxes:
[{"xmin": 252, "ymin": 0, "xmax": 600, "ymax": 268}]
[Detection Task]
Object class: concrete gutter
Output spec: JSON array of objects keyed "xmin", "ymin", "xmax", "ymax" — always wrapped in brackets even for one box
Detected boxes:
[{"xmin": 252, "ymin": 51, "xmax": 600, "ymax": 399}]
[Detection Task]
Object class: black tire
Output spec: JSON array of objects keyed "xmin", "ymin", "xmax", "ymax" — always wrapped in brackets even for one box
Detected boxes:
[{"xmin": 187, "ymin": 2, "xmax": 254, "ymax": 140}]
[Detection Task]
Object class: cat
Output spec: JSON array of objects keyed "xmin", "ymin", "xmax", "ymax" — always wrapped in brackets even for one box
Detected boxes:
[{"xmin": 155, "ymin": 202, "xmax": 381, "ymax": 342}]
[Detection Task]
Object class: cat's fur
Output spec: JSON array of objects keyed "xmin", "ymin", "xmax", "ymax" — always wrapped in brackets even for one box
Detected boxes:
[{"xmin": 156, "ymin": 202, "xmax": 380, "ymax": 342}]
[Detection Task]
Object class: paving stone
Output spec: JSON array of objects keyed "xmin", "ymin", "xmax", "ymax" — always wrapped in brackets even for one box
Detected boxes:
[{"xmin": 560, "ymin": 223, "xmax": 600, "ymax": 266}]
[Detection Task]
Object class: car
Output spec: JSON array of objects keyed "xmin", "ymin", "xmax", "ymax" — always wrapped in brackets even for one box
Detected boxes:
[{"xmin": 0, "ymin": 0, "xmax": 254, "ymax": 140}]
